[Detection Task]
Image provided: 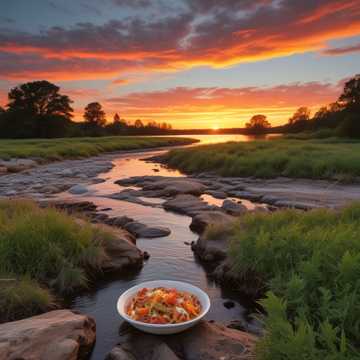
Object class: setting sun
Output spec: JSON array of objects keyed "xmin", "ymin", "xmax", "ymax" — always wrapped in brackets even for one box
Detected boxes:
[{"xmin": 212, "ymin": 125, "xmax": 219, "ymax": 131}]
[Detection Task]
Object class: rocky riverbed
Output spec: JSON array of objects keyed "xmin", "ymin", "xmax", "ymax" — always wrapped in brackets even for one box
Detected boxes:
[{"xmin": 2, "ymin": 147, "xmax": 360, "ymax": 359}]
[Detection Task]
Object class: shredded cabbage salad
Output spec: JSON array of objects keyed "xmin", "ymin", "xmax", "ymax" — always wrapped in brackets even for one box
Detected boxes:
[{"xmin": 126, "ymin": 287, "xmax": 202, "ymax": 324}]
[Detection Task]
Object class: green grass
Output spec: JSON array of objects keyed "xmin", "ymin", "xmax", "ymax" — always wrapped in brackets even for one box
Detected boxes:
[
  {"xmin": 223, "ymin": 204, "xmax": 360, "ymax": 359},
  {"xmin": 0, "ymin": 199, "xmax": 115, "ymax": 322},
  {"xmin": 0, "ymin": 136, "xmax": 197, "ymax": 160},
  {"xmin": 0, "ymin": 278, "xmax": 54, "ymax": 322},
  {"xmin": 164, "ymin": 138, "xmax": 360, "ymax": 181}
]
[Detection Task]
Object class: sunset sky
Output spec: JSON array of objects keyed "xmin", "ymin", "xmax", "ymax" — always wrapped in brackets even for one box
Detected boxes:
[{"xmin": 1, "ymin": 0, "xmax": 360, "ymax": 128}]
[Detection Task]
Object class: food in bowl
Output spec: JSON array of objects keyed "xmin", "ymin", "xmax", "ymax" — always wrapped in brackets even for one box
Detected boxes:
[{"xmin": 126, "ymin": 286, "xmax": 202, "ymax": 324}]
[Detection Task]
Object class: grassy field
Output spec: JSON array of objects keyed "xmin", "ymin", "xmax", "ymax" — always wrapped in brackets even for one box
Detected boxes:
[
  {"xmin": 0, "ymin": 136, "xmax": 197, "ymax": 160},
  {"xmin": 0, "ymin": 199, "xmax": 114, "ymax": 322},
  {"xmin": 165, "ymin": 138, "xmax": 360, "ymax": 181},
  {"xmin": 211, "ymin": 204, "xmax": 360, "ymax": 359}
]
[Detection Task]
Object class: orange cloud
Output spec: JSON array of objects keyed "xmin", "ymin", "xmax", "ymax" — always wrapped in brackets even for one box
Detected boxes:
[{"xmin": 105, "ymin": 81, "xmax": 343, "ymax": 128}]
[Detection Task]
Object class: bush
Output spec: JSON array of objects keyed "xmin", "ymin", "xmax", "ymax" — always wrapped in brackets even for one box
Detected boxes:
[{"xmin": 228, "ymin": 205, "xmax": 360, "ymax": 358}]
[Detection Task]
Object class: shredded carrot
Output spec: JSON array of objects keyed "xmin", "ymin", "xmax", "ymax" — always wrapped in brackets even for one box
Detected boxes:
[{"xmin": 126, "ymin": 287, "xmax": 202, "ymax": 324}]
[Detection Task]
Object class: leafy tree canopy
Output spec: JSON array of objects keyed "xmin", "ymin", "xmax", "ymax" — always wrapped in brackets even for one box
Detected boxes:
[
  {"xmin": 339, "ymin": 74, "xmax": 360, "ymax": 109},
  {"xmin": 7, "ymin": 81, "xmax": 73, "ymax": 118},
  {"xmin": 83, "ymin": 102, "xmax": 106, "ymax": 127},
  {"xmin": 246, "ymin": 114, "xmax": 271, "ymax": 133},
  {"xmin": 288, "ymin": 107, "xmax": 311, "ymax": 124}
]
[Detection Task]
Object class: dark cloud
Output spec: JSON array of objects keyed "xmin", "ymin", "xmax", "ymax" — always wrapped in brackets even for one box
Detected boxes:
[
  {"xmin": 0, "ymin": 0, "xmax": 359, "ymax": 80},
  {"xmin": 322, "ymin": 42, "xmax": 360, "ymax": 55}
]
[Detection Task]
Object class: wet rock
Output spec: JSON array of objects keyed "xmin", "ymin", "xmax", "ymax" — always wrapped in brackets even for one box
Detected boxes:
[
  {"xmin": 41, "ymin": 185, "xmax": 61, "ymax": 194},
  {"xmin": 221, "ymin": 199, "xmax": 247, "ymax": 216},
  {"xmin": 109, "ymin": 216, "xmax": 134, "ymax": 228},
  {"xmin": 144, "ymin": 178, "xmax": 206, "ymax": 196},
  {"xmin": 106, "ymin": 320, "xmax": 256, "ymax": 360},
  {"xmin": 0, "ymin": 166, "xmax": 7, "ymax": 175},
  {"xmin": 228, "ymin": 190, "xmax": 263, "ymax": 202},
  {"xmin": 0, "ymin": 310, "xmax": 96, "ymax": 360},
  {"xmin": 100, "ymin": 207, "xmax": 112, "ymax": 211},
  {"xmin": 227, "ymin": 320, "xmax": 263, "ymax": 337},
  {"xmin": 68, "ymin": 184, "xmax": 89, "ymax": 195},
  {"xmin": 59, "ymin": 169, "xmax": 74, "ymax": 177},
  {"xmin": 223, "ymin": 300, "xmax": 235, "ymax": 309},
  {"xmin": 124, "ymin": 221, "xmax": 171, "ymax": 238},
  {"xmin": 0, "ymin": 158, "xmax": 38, "ymax": 173},
  {"xmin": 163, "ymin": 194, "xmax": 217, "ymax": 215},
  {"xmin": 190, "ymin": 211, "xmax": 234, "ymax": 233},
  {"xmin": 97, "ymin": 224, "xmax": 143, "ymax": 271},
  {"xmin": 212, "ymin": 261, "xmax": 264, "ymax": 298},
  {"xmin": 261, "ymin": 194, "xmax": 280, "ymax": 204},
  {"xmin": 192, "ymin": 232, "xmax": 229, "ymax": 263},
  {"xmin": 274, "ymin": 199, "xmax": 321, "ymax": 210},
  {"xmin": 205, "ymin": 190, "xmax": 227, "ymax": 199}
]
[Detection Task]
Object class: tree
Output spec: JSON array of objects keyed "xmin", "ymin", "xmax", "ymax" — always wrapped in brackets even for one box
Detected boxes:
[
  {"xmin": 7, "ymin": 81, "xmax": 73, "ymax": 118},
  {"xmin": 0, "ymin": 106, "xmax": 4, "ymax": 114},
  {"xmin": 288, "ymin": 107, "xmax": 311, "ymax": 124},
  {"xmin": 134, "ymin": 119, "xmax": 144, "ymax": 128},
  {"xmin": 113, "ymin": 113, "xmax": 120, "ymax": 123},
  {"xmin": 339, "ymin": 74, "xmax": 360, "ymax": 110},
  {"xmin": 83, "ymin": 102, "xmax": 106, "ymax": 127},
  {"xmin": 245, "ymin": 114, "xmax": 271, "ymax": 134}
]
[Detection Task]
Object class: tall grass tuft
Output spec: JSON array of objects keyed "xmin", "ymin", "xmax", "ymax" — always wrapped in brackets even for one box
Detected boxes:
[
  {"xmin": 0, "ymin": 199, "xmax": 114, "ymax": 322},
  {"xmin": 227, "ymin": 204, "xmax": 360, "ymax": 358}
]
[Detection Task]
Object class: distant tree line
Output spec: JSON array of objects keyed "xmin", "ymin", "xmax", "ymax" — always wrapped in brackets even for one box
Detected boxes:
[
  {"xmin": 0, "ymin": 80, "xmax": 172, "ymax": 138},
  {"xmin": 242, "ymin": 74, "xmax": 360, "ymax": 137},
  {"xmin": 1, "ymin": 75, "xmax": 359, "ymax": 138},
  {"xmin": 280, "ymin": 74, "xmax": 360, "ymax": 137}
]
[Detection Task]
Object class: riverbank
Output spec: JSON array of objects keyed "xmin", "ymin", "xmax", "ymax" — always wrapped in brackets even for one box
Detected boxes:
[
  {"xmin": 0, "ymin": 198, "xmax": 143, "ymax": 323},
  {"xmin": 163, "ymin": 138, "xmax": 360, "ymax": 181},
  {"xmin": 200, "ymin": 204, "xmax": 360, "ymax": 359},
  {"xmin": 0, "ymin": 136, "xmax": 197, "ymax": 164},
  {"xmin": 2, "ymin": 139, "xmax": 360, "ymax": 359}
]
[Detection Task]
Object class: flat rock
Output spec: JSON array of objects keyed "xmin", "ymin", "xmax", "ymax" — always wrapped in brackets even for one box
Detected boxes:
[
  {"xmin": 205, "ymin": 190, "xmax": 228, "ymax": 199},
  {"xmin": 227, "ymin": 190, "xmax": 263, "ymax": 202},
  {"xmin": 274, "ymin": 199, "xmax": 321, "ymax": 210},
  {"xmin": 163, "ymin": 194, "xmax": 217, "ymax": 215},
  {"xmin": 143, "ymin": 178, "xmax": 206, "ymax": 196},
  {"xmin": 106, "ymin": 320, "xmax": 256, "ymax": 360},
  {"xmin": 124, "ymin": 221, "xmax": 171, "ymax": 238},
  {"xmin": 190, "ymin": 211, "xmax": 234, "ymax": 234},
  {"xmin": 222, "ymin": 199, "xmax": 247, "ymax": 215},
  {"xmin": 0, "ymin": 310, "xmax": 96, "ymax": 360},
  {"xmin": 68, "ymin": 184, "xmax": 89, "ymax": 195}
]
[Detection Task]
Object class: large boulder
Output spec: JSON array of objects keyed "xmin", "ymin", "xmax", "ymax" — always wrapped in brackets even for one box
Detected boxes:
[
  {"xmin": 124, "ymin": 221, "xmax": 171, "ymax": 238},
  {"xmin": 190, "ymin": 211, "xmax": 234, "ymax": 233},
  {"xmin": 98, "ymin": 224, "xmax": 143, "ymax": 272},
  {"xmin": 143, "ymin": 178, "xmax": 206, "ymax": 196},
  {"xmin": 0, "ymin": 310, "xmax": 96, "ymax": 360},
  {"xmin": 106, "ymin": 320, "xmax": 256, "ymax": 360}
]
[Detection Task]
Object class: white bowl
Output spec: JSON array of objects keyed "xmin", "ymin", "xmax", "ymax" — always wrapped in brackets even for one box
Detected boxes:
[{"xmin": 117, "ymin": 280, "xmax": 211, "ymax": 335}]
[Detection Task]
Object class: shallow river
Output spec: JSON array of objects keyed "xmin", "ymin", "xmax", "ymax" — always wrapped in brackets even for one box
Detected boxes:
[{"xmin": 65, "ymin": 134, "xmax": 270, "ymax": 359}]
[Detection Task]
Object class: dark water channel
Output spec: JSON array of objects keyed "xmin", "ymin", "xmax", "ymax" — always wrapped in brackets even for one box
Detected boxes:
[{"xmin": 61, "ymin": 145, "xmax": 262, "ymax": 359}]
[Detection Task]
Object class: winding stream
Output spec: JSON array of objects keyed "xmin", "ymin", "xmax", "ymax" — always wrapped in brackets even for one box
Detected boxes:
[{"xmin": 61, "ymin": 135, "xmax": 269, "ymax": 359}]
